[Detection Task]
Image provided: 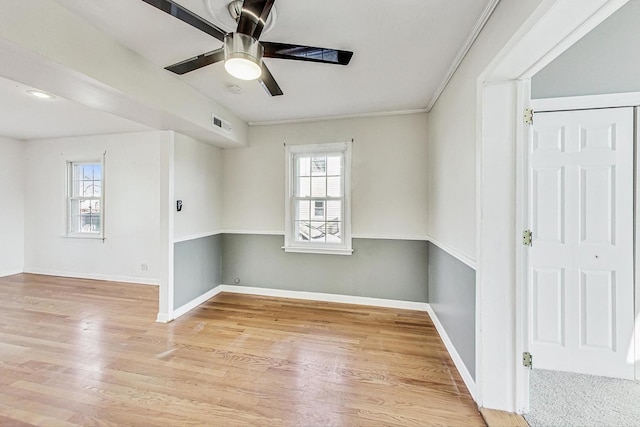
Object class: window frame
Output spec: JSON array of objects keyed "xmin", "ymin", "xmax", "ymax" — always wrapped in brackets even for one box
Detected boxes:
[
  {"xmin": 66, "ymin": 158, "xmax": 105, "ymax": 239},
  {"xmin": 284, "ymin": 142, "xmax": 352, "ymax": 255}
]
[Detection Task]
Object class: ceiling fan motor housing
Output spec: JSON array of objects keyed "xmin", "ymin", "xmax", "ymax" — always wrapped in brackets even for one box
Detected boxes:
[
  {"xmin": 224, "ymin": 32, "xmax": 264, "ymax": 79},
  {"xmin": 224, "ymin": 33, "xmax": 263, "ymax": 64}
]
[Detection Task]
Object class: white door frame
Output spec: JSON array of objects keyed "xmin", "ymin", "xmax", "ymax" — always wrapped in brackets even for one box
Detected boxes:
[
  {"xmin": 636, "ymin": 107, "xmax": 640, "ymax": 381},
  {"xmin": 476, "ymin": 0, "xmax": 630, "ymax": 413}
]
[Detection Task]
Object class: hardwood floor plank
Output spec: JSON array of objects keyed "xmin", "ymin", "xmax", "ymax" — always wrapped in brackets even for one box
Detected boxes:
[
  {"xmin": 0, "ymin": 274, "xmax": 485, "ymax": 426},
  {"xmin": 481, "ymin": 408, "xmax": 529, "ymax": 426}
]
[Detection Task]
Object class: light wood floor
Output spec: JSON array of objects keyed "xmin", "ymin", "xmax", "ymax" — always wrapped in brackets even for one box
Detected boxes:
[{"xmin": 0, "ymin": 273, "xmax": 487, "ymax": 426}]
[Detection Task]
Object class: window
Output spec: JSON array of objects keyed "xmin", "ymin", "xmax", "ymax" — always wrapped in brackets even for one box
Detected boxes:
[
  {"xmin": 284, "ymin": 142, "xmax": 352, "ymax": 255},
  {"xmin": 67, "ymin": 160, "xmax": 104, "ymax": 238}
]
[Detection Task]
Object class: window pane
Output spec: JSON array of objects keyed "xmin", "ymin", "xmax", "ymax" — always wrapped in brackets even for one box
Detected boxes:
[
  {"xmin": 313, "ymin": 200, "xmax": 325, "ymax": 219},
  {"xmin": 310, "ymin": 221, "xmax": 326, "ymax": 242},
  {"xmin": 82, "ymin": 182, "xmax": 92, "ymax": 197},
  {"xmin": 311, "ymin": 156, "xmax": 326, "ymax": 175},
  {"xmin": 296, "ymin": 177, "xmax": 310, "ymax": 197},
  {"xmin": 326, "ymin": 201, "xmax": 342, "ymax": 221},
  {"xmin": 85, "ymin": 164, "xmax": 95, "ymax": 180},
  {"xmin": 70, "ymin": 199, "xmax": 81, "ymax": 233},
  {"xmin": 327, "ymin": 176, "xmax": 341, "ymax": 197},
  {"xmin": 91, "ymin": 200, "xmax": 101, "ymax": 215},
  {"xmin": 327, "ymin": 155, "xmax": 341, "ymax": 175},
  {"xmin": 311, "ymin": 177, "xmax": 326, "ymax": 197},
  {"xmin": 93, "ymin": 164, "xmax": 102, "ymax": 180},
  {"xmin": 296, "ymin": 200, "xmax": 310, "ymax": 221},
  {"xmin": 80, "ymin": 199, "xmax": 91, "ymax": 214},
  {"xmin": 90, "ymin": 215, "xmax": 100, "ymax": 233},
  {"xmin": 296, "ymin": 221, "xmax": 311, "ymax": 241},
  {"xmin": 326, "ymin": 222, "xmax": 341, "ymax": 242},
  {"xmin": 74, "ymin": 164, "xmax": 84, "ymax": 181},
  {"xmin": 72, "ymin": 179, "xmax": 81, "ymax": 197},
  {"xmin": 297, "ymin": 156, "xmax": 310, "ymax": 177}
]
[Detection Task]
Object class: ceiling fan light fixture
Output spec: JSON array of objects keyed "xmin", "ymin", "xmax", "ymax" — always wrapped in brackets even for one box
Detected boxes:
[{"xmin": 224, "ymin": 33, "xmax": 263, "ymax": 80}]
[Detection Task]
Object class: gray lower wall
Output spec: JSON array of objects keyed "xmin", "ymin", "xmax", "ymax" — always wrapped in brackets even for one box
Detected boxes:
[
  {"xmin": 427, "ymin": 242, "xmax": 476, "ymax": 380},
  {"xmin": 222, "ymin": 234, "xmax": 429, "ymax": 302},
  {"xmin": 174, "ymin": 234, "xmax": 222, "ymax": 309}
]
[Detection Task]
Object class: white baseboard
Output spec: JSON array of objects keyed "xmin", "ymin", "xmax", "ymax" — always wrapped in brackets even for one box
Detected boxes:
[
  {"xmin": 218, "ymin": 285, "xmax": 430, "ymax": 311},
  {"xmin": 23, "ymin": 268, "xmax": 159, "ymax": 286},
  {"xmin": 172, "ymin": 286, "xmax": 223, "ymax": 320},
  {"xmin": 426, "ymin": 305, "xmax": 477, "ymax": 401},
  {"xmin": 0, "ymin": 268, "xmax": 23, "ymax": 278},
  {"xmin": 156, "ymin": 313, "xmax": 171, "ymax": 323}
]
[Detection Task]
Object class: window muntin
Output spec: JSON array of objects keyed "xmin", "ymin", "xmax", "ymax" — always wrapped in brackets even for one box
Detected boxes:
[
  {"xmin": 285, "ymin": 142, "xmax": 352, "ymax": 255},
  {"xmin": 67, "ymin": 161, "xmax": 104, "ymax": 237}
]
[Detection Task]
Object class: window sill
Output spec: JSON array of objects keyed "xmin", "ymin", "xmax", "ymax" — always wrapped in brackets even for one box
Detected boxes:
[
  {"xmin": 63, "ymin": 234, "xmax": 105, "ymax": 241},
  {"xmin": 283, "ymin": 246, "xmax": 353, "ymax": 256}
]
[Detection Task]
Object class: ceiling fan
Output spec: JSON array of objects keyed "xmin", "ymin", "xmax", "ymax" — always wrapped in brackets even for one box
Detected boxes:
[{"xmin": 141, "ymin": 0, "xmax": 354, "ymax": 96}]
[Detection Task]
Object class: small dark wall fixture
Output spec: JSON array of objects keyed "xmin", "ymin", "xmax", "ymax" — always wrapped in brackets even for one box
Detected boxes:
[{"xmin": 176, "ymin": 200, "xmax": 183, "ymax": 212}]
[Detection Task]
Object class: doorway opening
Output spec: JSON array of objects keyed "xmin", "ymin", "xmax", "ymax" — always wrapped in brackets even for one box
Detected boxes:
[
  {"xmin": 475, "ymin": 0, "xmax": 634, "ymax": 416},
  {"xmin": 523, "ymin": 99, "xmax": 639, "ymax": 426},
  {"xmin": 511, "ymin": 1, "xmax": 640, "ymax": 424}
]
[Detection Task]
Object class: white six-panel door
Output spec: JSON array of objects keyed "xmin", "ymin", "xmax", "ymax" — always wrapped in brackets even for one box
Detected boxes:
[{"xmin": 529, "ymin": 107, "xmax": 635, "ymax": 379}]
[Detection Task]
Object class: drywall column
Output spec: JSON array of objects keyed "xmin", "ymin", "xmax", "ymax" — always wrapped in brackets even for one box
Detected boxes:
[
  {"xmin": 157, "ymin": 131, "xmax": 174, "ymax": 322},
  {"xmin": 477, "ymin": 81, "xmax": 519, "ymax": 410},
  {"xmin": 172, "ymin": 133, "xmax": 224, "ymax": 313},
  {"xmin": 0, "ymin": 136, "xmax": 25, "ymax": 276}
]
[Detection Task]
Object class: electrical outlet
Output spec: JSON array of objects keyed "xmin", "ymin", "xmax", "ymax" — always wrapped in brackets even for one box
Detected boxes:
[{"xmin": 140, "ymin": 264, "xmax": 148, "ymax": 271}]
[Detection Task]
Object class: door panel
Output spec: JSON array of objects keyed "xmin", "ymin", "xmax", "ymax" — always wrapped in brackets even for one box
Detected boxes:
[
  {"xmin": 580, "ymin": 270, "xmax": 615, "ymax": 350},
  {"xmin": 580, "ymin": 165, "xmax": 615, "ymax": 244},
  {"xmin": 532, "ymin": 167, "xmax": 565, "ymax": 244},
  {"xmin": 529, "ymin": 107, "xmax": 634, "ymax": 379},
  {"xmin": 532, "ymin": 268, "xmax": 565, "ymax": 345}
]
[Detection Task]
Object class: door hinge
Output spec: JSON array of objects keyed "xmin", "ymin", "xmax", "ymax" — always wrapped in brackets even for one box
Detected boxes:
[
  {"xmin": 524, "ymin": 108, "xmax": 534, "ymax": 125},
  {"xmin": 523, "ymin": 351, "xmax": 533, "ymax": 369},
  {"xmin": 522, "ymin": 229, "xmax": 533, "ymax": 246}
]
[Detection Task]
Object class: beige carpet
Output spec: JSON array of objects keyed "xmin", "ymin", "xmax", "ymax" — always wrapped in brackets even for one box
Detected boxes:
[{"xmin": 525, "ymin": 369, "xmax": 640, "ymax": 426}]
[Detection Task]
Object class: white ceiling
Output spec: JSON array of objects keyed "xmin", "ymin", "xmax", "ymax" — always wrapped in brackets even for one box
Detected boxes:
[
  {"xmin": 50, "ymin": 0, "xmax": 495, "ymax": 124},
  {"xmin": 0, "ymin": 75, "xmax": 150, "ymax": 141},
  {"xmin": 0, "ymin": 0, "xmax": 496, "ymax": 141}
]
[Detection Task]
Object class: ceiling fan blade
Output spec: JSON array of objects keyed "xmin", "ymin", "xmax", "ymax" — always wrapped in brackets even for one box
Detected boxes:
[
  {"xmin": 236, "ymin": 0, "xmax": 275, "ymax": 40},
  {"xmin": 259, "ymin": 62, "xmax": 283, "ymax": 96},
  {"xmin": 141, "ymin": 0, "xmax": 226, "ymax": 42},
  {"xmin": 262, "ymin": 42, "xmax": 353, "ymax": 65},
  {"xmin": 165, "ymin": 48, "xmax": 225, "ymax": 74}
]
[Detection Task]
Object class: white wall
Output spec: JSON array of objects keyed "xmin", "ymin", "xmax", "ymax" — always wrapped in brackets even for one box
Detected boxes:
[
  {"xmin": 173, "ymin": 133, "xmax": 223, "ymax": 240},
  {"xmin": 223, "ymin": 113, "xmax": 429, "ymax": 239},
  {"xmin": 0, "ymin": 136, "xmax": 25, "ymax": 276},
  {"xmin": 532, "ymin": 0, "xmax": 640, "ymax": 99},
  {"xmin": 23, "ymin": 131, "xmax": 165, "ymax": 284},
  {"xmin": 427, "ymin": 0, "xmax": 544, "ymax": 260}
]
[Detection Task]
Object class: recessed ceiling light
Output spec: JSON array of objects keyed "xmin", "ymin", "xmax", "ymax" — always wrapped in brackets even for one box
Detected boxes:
[{"xmin": 27, "ymin": 90, "xmax": 55, "ymax": 99}]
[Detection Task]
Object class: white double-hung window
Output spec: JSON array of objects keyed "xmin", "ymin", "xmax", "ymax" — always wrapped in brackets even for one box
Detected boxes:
[
  {"xmin": 67, "ymin": 160, "xmax": 104, "ymax": 238},
  {"xmin": 284, "ymin": 142, "xmax": 352, "ymax": 255}
]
